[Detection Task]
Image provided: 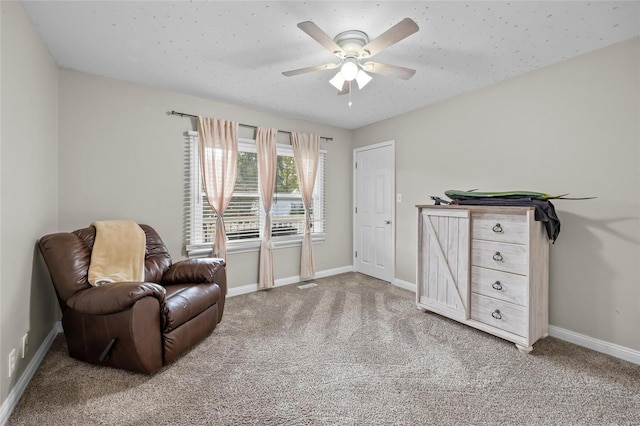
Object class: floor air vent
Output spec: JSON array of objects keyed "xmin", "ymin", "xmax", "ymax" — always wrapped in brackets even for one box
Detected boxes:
[{"xmin": 297, "ymin": 283, "xmax": 317, "ymax": 289}]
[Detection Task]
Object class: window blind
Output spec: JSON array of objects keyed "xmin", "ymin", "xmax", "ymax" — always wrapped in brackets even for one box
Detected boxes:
[{"xmin": 185, "ymin": 132, "xmax": 326, "ymax": 256}]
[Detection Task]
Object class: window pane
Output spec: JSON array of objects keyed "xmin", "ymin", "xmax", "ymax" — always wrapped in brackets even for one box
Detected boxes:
[
  {"xmin": 272, "ymin": 155, "xmax": 302, "ymax": 236},
  {"xmin": 227, "ymin": 151, "xmax": 259, "ymax": 240},
  {"xmin": 275, "ymin": 156, "xmax": 298, "ymax": 193},
  {"xmin": 200, "ymin": 151, "xmax": 260, "ymax": 242},
  {"xmin": 225, "ymin": 195, "xmax": 260, "ymax": 239},
  {"xmin": 272, "ymin": 192, "xmax": 305, "ymax": 237},
  {"xmin": 235, "ymin": 151, "xmax": 258, "ymax": 192}
]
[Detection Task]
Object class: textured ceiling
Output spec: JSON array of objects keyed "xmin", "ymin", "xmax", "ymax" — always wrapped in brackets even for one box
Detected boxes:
[{"xmin": 22, "ymin": 1, "xmax": 640, "ymax": 129}]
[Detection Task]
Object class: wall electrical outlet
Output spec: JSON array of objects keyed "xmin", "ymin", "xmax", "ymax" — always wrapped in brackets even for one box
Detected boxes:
[
  {"xmin": 8, "ymin": 349, "xmax": 16, "ymax": 378},
  {"xmin": 21, "ymin": 333, "xmax": 28, "ymax": 359}
]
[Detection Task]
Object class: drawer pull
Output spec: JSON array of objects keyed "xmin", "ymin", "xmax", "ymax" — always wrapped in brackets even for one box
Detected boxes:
[
  {"xmin": 492, "ymin": 223, "xmax": 503, "ymax": 233},
  {"xmin": 492, "ymin": 252, "xmax": 504, "ymax": 262},
  {"xmin": 491, "ymin": 281, "xmax": 503, "ymax": 291},
  {"xmin": 491, "ymin": 309, "xmax": 503, "ymax": 320}
]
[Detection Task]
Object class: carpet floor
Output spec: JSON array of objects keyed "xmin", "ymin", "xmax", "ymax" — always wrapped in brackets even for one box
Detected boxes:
[{"xmin": 8, "ymin": 272, "xmax": 640, "ymax": 425}]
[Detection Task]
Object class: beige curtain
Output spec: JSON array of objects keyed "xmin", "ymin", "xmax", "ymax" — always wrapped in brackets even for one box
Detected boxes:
[
  {"xmin": 197, "ymin": 116, "xmax": 238, "ymax": 260},
  {"xmin": 257, "ymin": 127, "xmax": 278, "ymax": 289},
  {"xmin": 292, "ymin": 133, "xmax": 319, "ymax": 280}
]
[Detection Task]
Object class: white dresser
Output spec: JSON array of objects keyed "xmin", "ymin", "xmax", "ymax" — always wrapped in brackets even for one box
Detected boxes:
[{"xmin": 416, "ymin": 205, "xmax": 549, "ymax": 352}]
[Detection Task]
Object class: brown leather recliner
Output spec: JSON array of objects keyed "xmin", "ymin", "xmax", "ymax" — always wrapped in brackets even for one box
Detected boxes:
[{"xmin": 38, "ymin": 224, "xmax": 226, "ymax": 374}]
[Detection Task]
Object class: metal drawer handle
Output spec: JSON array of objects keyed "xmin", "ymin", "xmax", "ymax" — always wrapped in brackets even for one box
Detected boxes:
[
  {"xmin": 492, "ymin": 252, "xmax": 504, "ymax": 262},
  {"xmin": 492, "ymin": 223, "xmax": 503, "ymax": 233},
  {"xmin": 491, "ymin": 309, "xmax": 503, "ymax": 320},
  {"xmin": 492, "ymin": 281, "xmax": 503, "ymax": 291}
]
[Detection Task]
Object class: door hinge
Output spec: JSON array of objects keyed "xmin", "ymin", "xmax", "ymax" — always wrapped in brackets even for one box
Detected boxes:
[
  {"xmin": 355, "ymin": 206, "xmax": 357, "ymax": 213},
  {"xmin": 355, "ymin": 162, "xmax": 358, "ymax": 169},
  {"xmin": 355, "ymin": 251, "xmax": 358, "ymax": 258}
]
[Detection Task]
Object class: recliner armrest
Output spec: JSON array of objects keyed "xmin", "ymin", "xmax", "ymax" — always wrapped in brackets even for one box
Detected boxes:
[
  {"xmin": 66, "ymin": 282, "xmax": 167, "ymax": 315},
  {"xmin": 162, "ymin": 258, "xmax": 225, "ymax": 285}
]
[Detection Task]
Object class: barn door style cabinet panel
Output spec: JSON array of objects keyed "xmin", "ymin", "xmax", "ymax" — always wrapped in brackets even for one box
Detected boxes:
[{"xmin": 416, "ymin": 205, "xmax": 549, "ymax": 352}]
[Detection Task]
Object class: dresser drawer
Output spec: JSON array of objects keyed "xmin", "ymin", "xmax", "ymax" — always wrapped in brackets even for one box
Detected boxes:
[
  {"xmin": 472, "ymin": 240, "xmax": 528, "ymax": 275},
  {"xmin": 471, "ymin": 212, "xmax": 527, "ymax": 245},
  {"xmin": 471, "ymin": 266, "xmax": 528, "ymax": 306},
  {"xmin": 471, "ymin": 293, "xmax": 527, "ymax": 337}
]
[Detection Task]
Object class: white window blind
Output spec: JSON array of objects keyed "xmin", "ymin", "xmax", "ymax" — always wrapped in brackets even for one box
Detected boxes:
[{"xmin": 186, "ymin": 132, "xmax": 326, "ymax": 256}]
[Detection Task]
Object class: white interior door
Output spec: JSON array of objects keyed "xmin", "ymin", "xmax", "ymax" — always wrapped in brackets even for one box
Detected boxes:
[{"xmin": 354, "ymin": 142, "xmax": 394, "ymax": 282}]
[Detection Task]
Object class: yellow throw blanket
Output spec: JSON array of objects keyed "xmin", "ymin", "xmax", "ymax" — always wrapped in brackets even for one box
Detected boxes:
[{"xmin": 88, "ymin": 220, "xmax": 146, "ymax": 286}]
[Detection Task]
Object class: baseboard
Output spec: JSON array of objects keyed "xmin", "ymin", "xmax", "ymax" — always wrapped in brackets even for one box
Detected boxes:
[
  {"xmin": 227, "ymin": 265, "xmax": 354, "ymax": 297},
  {"xmin": 548, "ymin": 325, "xmax": 640, "ymax": 365},
  {"xmin": 392, "ymin": 278, "xmax": 416, "ymax": 292},
  {"xmin": 377, "ymin": 278, "xmax": 640, "ymax": 366},
  {"xmin": 0, "ymin": 321, "xmax": 62, "ymax": 426}
]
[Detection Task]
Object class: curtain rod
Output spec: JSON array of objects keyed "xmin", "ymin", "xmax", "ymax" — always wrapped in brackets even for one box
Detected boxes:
[{"xmin": 169, "ymin": 110, "xmax": 333, "ymax": 142}]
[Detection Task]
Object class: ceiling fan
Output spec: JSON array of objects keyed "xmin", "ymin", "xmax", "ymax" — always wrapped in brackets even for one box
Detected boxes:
[{"xmin": 282, "ymin": 18, "xmax": 419, "ymax": 96}]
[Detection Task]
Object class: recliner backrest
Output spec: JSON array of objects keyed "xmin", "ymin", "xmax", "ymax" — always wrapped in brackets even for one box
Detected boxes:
[
  {"xmin": 39, "ymin": 231, "xmax": 92, "ymax": 305},
  {"xmin": 139, "ymin": 224, "xmax": 172, "ymax": 283},
  {"xmin": 39, "ymin": 224, "xmax": 173, "ymax": 308}
]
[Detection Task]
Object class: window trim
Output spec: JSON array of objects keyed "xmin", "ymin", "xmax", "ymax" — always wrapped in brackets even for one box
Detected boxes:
[{"xmin": 186, "ymin": 131, "xmax": 326, "ymax": 257}]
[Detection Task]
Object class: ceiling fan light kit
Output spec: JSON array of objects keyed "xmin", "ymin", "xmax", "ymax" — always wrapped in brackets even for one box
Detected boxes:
[
  {"xmin": 340, "ymin": 58, "xmax": 359, "ymax": 81},
  {"xmin": 283, "ymin": 18, "xmax": 419, "ymax": 107}
]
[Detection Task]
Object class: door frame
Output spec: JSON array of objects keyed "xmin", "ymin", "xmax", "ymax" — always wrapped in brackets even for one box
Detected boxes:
[{"xmin": 353, "ymin": 140, "xmax": 396, "ymax": 282}]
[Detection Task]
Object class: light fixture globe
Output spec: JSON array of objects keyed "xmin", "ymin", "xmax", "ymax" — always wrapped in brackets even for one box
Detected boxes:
[{"xmin": 340, "ymin": 59, "xmax": 359, "ymax": 81}]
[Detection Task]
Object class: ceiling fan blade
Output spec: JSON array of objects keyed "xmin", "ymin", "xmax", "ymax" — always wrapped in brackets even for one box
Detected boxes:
[
  {"xmin": 363, "ymin": 61, "xmax": 416, "ymax": 80},
  {"xmin": 360, "ymin": 18, "xmax": 419, "ymax": 58},
  {"xmin": 297, "ymin": 21, "xmax": 345, "ymax": 57},
  {"xmin": 338, "ymin": 80, "xmax": 350, "ymax": 96},
  {"xmin": 282, "ymin": 63, "xmax": 339, "ymax": 77}
]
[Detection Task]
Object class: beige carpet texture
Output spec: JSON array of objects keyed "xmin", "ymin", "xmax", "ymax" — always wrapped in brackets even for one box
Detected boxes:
[{"xmin": 8, "ymin": 272, "xmax": 640, "ymax": 425}]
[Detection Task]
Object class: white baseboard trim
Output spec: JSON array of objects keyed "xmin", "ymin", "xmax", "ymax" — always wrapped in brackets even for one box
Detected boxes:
[
  {"xmin": 227, "ymin": 265, "xmax": 354, "ymax": 297},
  {"xmin": 392, "ymin": 278, "xmax": 416, "ymax": 292},
  {"xmin": 0, "ymin": 321, "xmax": 62, "ymax": 426},
  {"xmin": 548, "ymin": 325, "xmax": 640, "ymax": 365},
  {"xmin": 385, "ymin": 279, "xmax": 640, "ymax": 365}
]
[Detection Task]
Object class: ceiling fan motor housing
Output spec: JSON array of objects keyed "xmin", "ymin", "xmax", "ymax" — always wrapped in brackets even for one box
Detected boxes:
[{"xmin": 333, "ymin": 30, "xmax": 370, "ymax": 58}]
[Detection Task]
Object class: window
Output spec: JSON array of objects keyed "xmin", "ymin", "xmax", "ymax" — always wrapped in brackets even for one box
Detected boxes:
[{"xmin": 186, "ymin": 132, "xmax": 326, "ymax": 256}]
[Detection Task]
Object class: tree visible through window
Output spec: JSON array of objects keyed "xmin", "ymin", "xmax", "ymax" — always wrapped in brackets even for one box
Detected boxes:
[{"xmin": 276, "ymin": 157, "xmax": 298, "ymax": 192}]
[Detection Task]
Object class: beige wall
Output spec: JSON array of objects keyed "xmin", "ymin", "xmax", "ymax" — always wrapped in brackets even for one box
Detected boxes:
[
  {"xmin": 353, "ymin": 37, "xmax": 640, "ymax": 351},
  {"xmin": 0, "ymin": 1, "xmax": 59, "ymax": 404},
  {"xmin": 58, "ymin": 70, "xmax": 353, "ymax": 288}
]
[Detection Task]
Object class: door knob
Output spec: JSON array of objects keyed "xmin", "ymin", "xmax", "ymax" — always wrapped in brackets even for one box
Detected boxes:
[{"xmin": 384, "ymin": 220, "xmax": 391, "ymax": 224}]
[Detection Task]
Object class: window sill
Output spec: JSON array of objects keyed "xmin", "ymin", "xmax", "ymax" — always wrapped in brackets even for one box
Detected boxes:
[{"xmin": 187, "ymin": 233, "xmax": 326, "ymax": 258}]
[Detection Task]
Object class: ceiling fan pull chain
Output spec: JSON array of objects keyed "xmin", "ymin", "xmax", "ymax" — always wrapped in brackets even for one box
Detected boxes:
[{"xmin": 348, "ymin": 81, "xmax": 353, "ymax": 108}]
